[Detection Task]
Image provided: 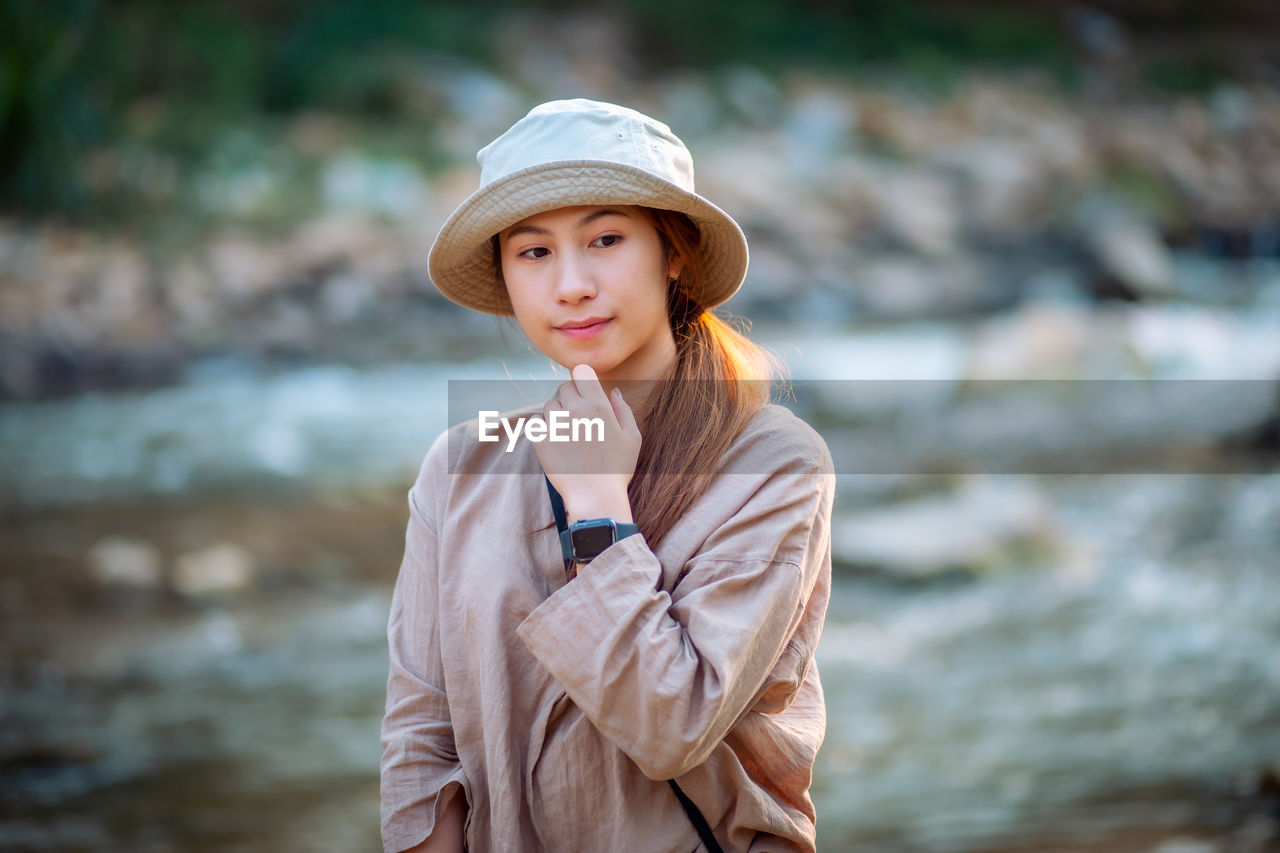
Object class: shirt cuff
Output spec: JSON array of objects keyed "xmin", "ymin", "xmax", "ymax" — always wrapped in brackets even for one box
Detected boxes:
[{"xmin": 516, "ymin": 533, "xmax": 663, "ymax": 684}]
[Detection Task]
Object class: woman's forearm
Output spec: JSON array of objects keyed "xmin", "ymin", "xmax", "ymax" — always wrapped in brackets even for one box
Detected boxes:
[{"xmin": 401, "ymin": 793, "xmax": 466, "ymax": 853}]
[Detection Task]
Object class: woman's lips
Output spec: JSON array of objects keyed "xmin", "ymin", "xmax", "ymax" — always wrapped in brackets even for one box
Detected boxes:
[{"xmin": 556, "ymin": 318, "xmax": 611, "ymax": 340}]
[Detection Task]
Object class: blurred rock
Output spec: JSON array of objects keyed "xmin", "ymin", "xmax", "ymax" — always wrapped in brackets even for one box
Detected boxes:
[
  {"xmin": 929, "ymin": 138, "xmax": 1050, "ymax": 234},
  {"xmin": 869, "ymin": 170, "xmax": 960, "ymax": 256},
  {"xmin": 1077, "ymin": 196, "xmax": 1177, "ymax": 298},
  {"xmin": 440, "ymin": 66, "xmax": 521, "ymax": 128},
  {"xmin": 854, "ymin": 254, "xmax": 992, "ymax": 319},
  {"xmin": 719, "ymin": 65, "xmax": 786, "ymax": 129},
  {"xmin": 782, "ymin": 82, "xmax": 858, "ymax": 170},
  {"xmin": 167, "ymin": 258, "xmax": 224, "ymax": 344},
  {"xmin": 655, "ymin": 74, "xmax": 722, "ymax": 138},
  {"xmin": 206, "ymin": 235, "xmax": 289, "ymax": 306},
  {"xmin": 1209, "ymin": 85, "xmax": 1256, "ymax": 133},
  {"xmin": 966, "ymin": 301, "xmax": 1133, "ymax": 378},
  {"xmin": 86, "ymin": 537, "xmax": 163, "ymax": 588},
  {"xmin": 321, "ymin": 153, "xmax": 429, "ymax": 219},
  {"xmin": 697, "ymin": 136, "xmax": 791, "ymax": 233},
  {"xmin": 173, "ymin": 544, "xmax": 256, "ymax": 597},
  {"xmin": 809, "ymin": 156, "xmax": 881, "ymax": 231},
  {"xmin": 319, "ymin": 271, "xmax": 377, "ymax": 324},
  {"xmin": 255, "ymin": 299, "xmax": 320, "ymax": 354},
  {"xmin": 286, "ymin": 215, "xmax": 373, "ymax": 267},
  {"xmin": 1152, "ymin": 839, "xmax": 1218, "ymax": 853},
  {"xmin": 831, "ymin": 476, "xmax": 1058, "ymax": 576},
  {"xmin": 95, "ymin": 243, "xmax": 153, "ymax": 343},
  {"xmin": 737, "ymin": 242, "xmax": 809, "ymax": 307},
  {"xmin": 856, "ymin": 92, "xmax": 935, "ymax": 160}
]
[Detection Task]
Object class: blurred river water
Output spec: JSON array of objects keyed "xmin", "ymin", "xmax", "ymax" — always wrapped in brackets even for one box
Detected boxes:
[{"xmin": 3, "ymin": 302, "xmax": 1280, "ymax": 851}]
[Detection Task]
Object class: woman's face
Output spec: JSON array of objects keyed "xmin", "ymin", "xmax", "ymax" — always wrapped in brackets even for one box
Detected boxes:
[{"xmin": 498, "ymin": 205, "xmax": 680, "ymax": 383}]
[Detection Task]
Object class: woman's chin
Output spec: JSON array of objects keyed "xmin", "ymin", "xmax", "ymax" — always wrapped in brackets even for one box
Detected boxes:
[{"xmin": 554, "ymin": 355, "xmax": 616, "ymax": 377}]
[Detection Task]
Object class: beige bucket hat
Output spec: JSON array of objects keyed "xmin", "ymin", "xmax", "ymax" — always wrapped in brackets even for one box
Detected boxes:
[{"xmin": 427, "ymin": 98, "xmax": 749, "ymax": 316}]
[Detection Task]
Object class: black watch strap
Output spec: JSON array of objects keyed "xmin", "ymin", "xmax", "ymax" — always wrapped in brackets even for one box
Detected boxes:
[{"xmin": 559, "ymin": 519, "xmax": 640, "ymax": 562}]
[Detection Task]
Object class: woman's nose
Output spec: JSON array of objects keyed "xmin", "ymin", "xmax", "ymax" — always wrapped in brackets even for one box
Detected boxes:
[{"xmin": 553, "ymin": 255, "xmax": 597, "ymax": 303}]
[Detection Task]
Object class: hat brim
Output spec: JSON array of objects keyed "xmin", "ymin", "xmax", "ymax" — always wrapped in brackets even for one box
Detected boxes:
[{"xmin": 427, "ymin": 160, "xmax": 749, "ymax": 316}]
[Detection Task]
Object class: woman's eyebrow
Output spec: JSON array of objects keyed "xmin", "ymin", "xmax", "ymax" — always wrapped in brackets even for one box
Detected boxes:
[
  {"xmin": 577, "ymin": 208, "xmax": 631, "ymax": 227},
  {"xmin": 503, "ymin": 208, "xmax": 632, "ymax": 243},
  {"xmin": 503, "ymin": 223, "xmax": 550, "ymax": 241}
]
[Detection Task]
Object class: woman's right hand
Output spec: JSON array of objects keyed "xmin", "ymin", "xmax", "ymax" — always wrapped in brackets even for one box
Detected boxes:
[{"xmin": 533, "ymin": 363, "xmax": 641, "ymax": 524}]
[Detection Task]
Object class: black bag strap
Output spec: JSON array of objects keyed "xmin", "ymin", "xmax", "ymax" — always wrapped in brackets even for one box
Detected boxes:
[
  {"xmin": 545, "ymin": 476, "xmax": 571, "ymax": 576},
  {"xmin": 545, "ymin": 475, "xmax": 569, "ymax": 537},
  {"xmin": 541, "ymin": 477, "xmax": 723, "ymax": 853},
  {"xmin": 667, "ymin": 779, "xmax": 725, "ymax": 853}
]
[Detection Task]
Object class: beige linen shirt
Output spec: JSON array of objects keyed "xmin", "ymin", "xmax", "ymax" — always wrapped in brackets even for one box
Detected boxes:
[{"xmin": 381, "ymin": 403, "xmax": 834, "ymax": 852}]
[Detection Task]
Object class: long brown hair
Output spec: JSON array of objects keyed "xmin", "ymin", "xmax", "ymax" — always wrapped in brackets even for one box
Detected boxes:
[{"xmin": 628, "ymin": 207, "xmax": 776, "ymax": 547}]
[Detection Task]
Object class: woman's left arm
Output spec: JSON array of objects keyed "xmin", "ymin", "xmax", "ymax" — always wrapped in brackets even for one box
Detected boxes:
[{"xmin": 515, "ymin": 430, "xmax": 833, "ymax": 781}]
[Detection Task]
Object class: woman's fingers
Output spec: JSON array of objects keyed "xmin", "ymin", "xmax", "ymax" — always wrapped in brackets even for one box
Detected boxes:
[
  {"xmin": 610, "ymin": 387, "xmax": 638, "ymax": 436},
  {"xmin": 569, "ymin": 364, "xmax": 610, "ymax": 411},
  {"xmin": 548, "ymin": 365, "xmax": 616, "ymax": 423}
]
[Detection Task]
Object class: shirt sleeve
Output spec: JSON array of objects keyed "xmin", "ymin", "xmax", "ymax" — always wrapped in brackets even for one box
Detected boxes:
[
  {"xmin": 380, "ymin": 439, "xmax": 468, "ymax": 852},
  {"xmin": 515, "ymin": 425, "xmax": 834, "ymax": 781}
]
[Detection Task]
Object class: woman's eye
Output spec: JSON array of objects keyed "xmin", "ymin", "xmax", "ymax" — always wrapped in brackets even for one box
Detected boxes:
[
  {"xmin": 591, "ymin": 234, "xmax": 622, "ymax": 249},
  {"xmin": 518, "ymin": 247, "xmax": 550, "ymax": 260}
]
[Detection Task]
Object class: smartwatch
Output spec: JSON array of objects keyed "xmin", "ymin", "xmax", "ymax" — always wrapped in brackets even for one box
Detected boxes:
[{"xmin": 560, "ymin": 518, "xmax": 640, "ymax": 563}]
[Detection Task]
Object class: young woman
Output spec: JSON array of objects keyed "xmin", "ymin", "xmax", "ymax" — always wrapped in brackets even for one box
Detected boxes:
[{"xmin": 381, "ymin": 99, "xmax": 833, "ymax": 853}]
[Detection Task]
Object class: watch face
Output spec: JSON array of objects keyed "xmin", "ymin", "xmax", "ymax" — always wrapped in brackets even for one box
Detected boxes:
[{"xmin": 571, "ymin": 521, "xmax": 615, "ymax": 559}]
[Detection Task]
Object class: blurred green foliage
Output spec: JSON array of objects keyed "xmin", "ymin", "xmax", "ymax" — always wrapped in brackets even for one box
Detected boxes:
[
  {"xmin": 0, "ymin": 0, "xmax": 1262, "ymax": 224},
  {"xmin": 624, "ymin": 0, "xmax": 1069, "ymax": 76},
  {"xmin": 1, "ymin": 0, "xmax": 100, "ymax": 212},
  {"xmin": 1144, "ymin": 56, "xmax": 1233, "ymax": 96},
  {"xmin": 0, "ymin": 0, "xmax": 500, "ymax": 221}
]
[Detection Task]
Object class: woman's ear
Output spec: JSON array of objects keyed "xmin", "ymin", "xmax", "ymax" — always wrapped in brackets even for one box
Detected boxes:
[{"xmin": 667, "ymin": 253, "xmax": 685, "ymax": 282}]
